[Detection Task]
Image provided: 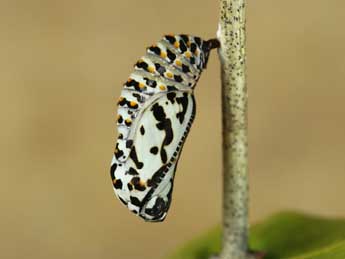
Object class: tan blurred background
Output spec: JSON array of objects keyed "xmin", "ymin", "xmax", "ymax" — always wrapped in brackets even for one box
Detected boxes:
[{"xmin": 1, "ymin": 0, "xmax": 345, "ymax": 258}]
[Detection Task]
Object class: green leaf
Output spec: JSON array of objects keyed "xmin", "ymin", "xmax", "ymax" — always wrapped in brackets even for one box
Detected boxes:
[{"xmin": 167, "ymin": 211, "xmax": 345, "ymax": 259}]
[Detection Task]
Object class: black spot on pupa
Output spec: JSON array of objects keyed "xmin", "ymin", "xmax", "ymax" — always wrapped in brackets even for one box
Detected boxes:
[
  {"xmin": 190, "ymin": 43, "xmax": 197, "ymax": 53},
  {"xmin": 182, "ymin": 64, "xmax": 191, "ymax": 73},
  {"xmin": 167, "ymin": 92, "xmax": 176, "ymax": 104},
  {"xmin": 151, "ymin": 103, "xmax": 166, "ymax": 121},
  {"xmin": 166, "ymin": 49, "xmax": 176, "ymax": 62},
  {"xmin": 136, "ymin": 60, "xmax": 148, "ymax": 70},
  {"xmin": 176, "ymin": 93, "xmax": 189, "ymax": 124},
  {"xmin": 151, "ymin": 103, "xmax": 174, "ymax": 164},
  {"xmin": 150, "ymin": 146, "xmax": 158, "ymax": 155},
  {"xmin": 127, "ymin": 183, "xmax": 133, "ymax": 191},
  {"xmin": 130, "ymin": 196, "xmax": 142, "ymax": 207},
  {"xmin": 126, "ymin": 140, "xmax": 133, "ymax": 148},
  {"xmin": 160, "ymin": 149, "xmax": 167, "ymax": 163},
  {"xmin": 117, "ymin": 115, "xmax": 123, "ymax": 124},
  {"xmin": 125, "ymin": 119, "xmax": 132, "ymax": 127},
  {"xmin": 180, "ymin": 34, "xmax": 189, "ymax": 44},
  {"xmin": 143, "ymin": 77, "xmax": 157, "ymax": 88},
  {"xmin": 131, "ymin": 177, "xmax": 146, "ymax": 191},
  {"xmin": 110, "ymin": 163, "xmax": 117, "ymax": 179},
  {"xmin": 194, "ymin": 37, "xmax": 202, "ymax": 47},
  {"xmin": 133, "ymin": 93, "xmax": 144, "ymax": 103},
  {"xmin": 167, "ymin": 85, "xmax": 178, "ymax": 91},
  {"xmin": 149, "ymin": 46, "xmax": 161, "ymax": 55},
  {"xmin": 144, "ymin": 197, "xmax": 167, "ymax": 218},
  {"xmin": 190, "ymin": 57, "xmax": 195, "ymax": 65},
  {"xmin": 140, "ymin": 125, "xmax": 145, "ymax": 135},
  {"xmin": 165, "ymin": 35, "xmax": 176, "ymax": 44},
  {"xmin": 115, "ymin": 143, "xmax": 124, "ymax": 160},
  {"xmin": 114, "ymin": 179, "xmax": 123, "ymax": 189},
  {"xmin": 154, "ymin": 63, "xmax": 166, "ymax": 76},
  {"xmin": 179, "ymin": 40, "xmax": 187, "ymax": 53},
  {"xmin": 129, "ymin": 146, "xmax": 144, "ymax": 169},
  {"xmin": 128, "ymin": 167, "xmax": 139, "ymax": 175},
  {"xmin": 118, "ymin": 98, "xmax": 127, "ymax": 106},
  {"xmin": 174, "ymin": 75, "xmax": 183, "ymax": 83}
]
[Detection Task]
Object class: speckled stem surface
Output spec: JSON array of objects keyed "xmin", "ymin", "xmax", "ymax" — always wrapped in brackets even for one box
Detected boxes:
[{"xmin": 217, "ymin": 0, "xmax": 252, "ymax": 259}]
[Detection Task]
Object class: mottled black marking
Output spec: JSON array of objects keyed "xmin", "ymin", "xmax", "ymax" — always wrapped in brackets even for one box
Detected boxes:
[
  {"xmin": 128, "ymin": 167, "xmax": 139, "ymax": 175},
  {"xmin": 118, "ymin": 133, "xmax": 123, "ymax": 139},
  {"xmin": 150, "ymin": 146, "xmax": 158, "ymax": 155},
  {"xmin": 179, "ymin": 40, "xmax": 187, "ymax": 53},
  {"xmin": 125, "ymin": 79, "xmax": 141, "ymax": 91},
  {"xmin": 125, "ymin": 119, "xmax": 132, "ymax": 126},
  {"xmin": 151, "ymin": 102, "xmax": 174, "ymax": 163},
  {"xmin": 118, "ymin": 98, "xmax": 127, "ymax": 106},
  {"xmin": 127, "ymin": 183, "xmax": 133, "ymax": 191},
  {"xmin": 110, "ymin": 163, "xmax": 117, "ymax": 179},
  {"xmin": 180, "ymin": 34, "xmax": 189, "ymax": 44},
  {"xmin": 117, "ymin": 115, "xmax": 123, "ymax": 124},
  {"xmin": 136, "ymin": 60, "xmax": 148, "ymax": 70},
  {"xmin": 151, "ymin": 103, "xmax": 166, "ymax": 121},
  {"xmin": 129, "ymin": 146, "xmax": 144, "ymax": 169},
  {"xmin": 154, "ymin": 63, "xmax": 166, "ymax": 76},
  {"xmin": 131, "ymin": 177, "xmax": 146, "ymax": 191},
  {"xmin": 143, "ymin": 77, "xmax": 157, "ymax": 88},
  {"xmin": 133, "ymin": 93, "xmax": 144, "ymax": 103},
  {"xmin": 174, "ymin": 75, "xmax": 183, "ymax": 83},
  {"xmin": 144, "ymin": 197, "xmax": 167, "ymax": 218},
  {"xmin": 194, "ymin": 37, "xmax": 202, "ymax": 47},
  {"xmin": 140, "ymin": 125, "xmax": 145, "ymax": 135},
  {"xmin": 167, "ymin": 92, "xmax": 176, "ymax": 104},
  {"xmin": 182, "ymin": 64, "xmax": 191, "ymax": 73},
  {"xmin": 130, "ymin": 196, "xmax": 142, "ymax": 207},
  {"xmin": 190, "ymin": 57, "xmax": 196, "ymax": 65},
  {"xmin": 176, "ymin": 93, "xmax": 189, "ymax": 124},
  {"xmin": 149, "ymin": 46, "xmax": 161, "ymax": 55},
  {"xmin": 190, "ymin": 43, "xmax": 197, "ymax": 53},
  {"xmin": 165, "ymin": 35, "xmax": 176, "ymax": 44},
  {"xmin": 166, "ymin": 49, "xmax": 176, "ymax": 62},
  {"xmin": 167, "ymin": 85, "xmax": 178, "ymax": 91},
  {"xmin": 126, "ymin": 140, "xmax": 133, "ymax": 148},
  {"xmin": 115, "ymin": 143, "xmax": 124, "ymax": 160},
  {"xmin": 114, "ymin": 179, "xmax": 123, "ymax": 189}
]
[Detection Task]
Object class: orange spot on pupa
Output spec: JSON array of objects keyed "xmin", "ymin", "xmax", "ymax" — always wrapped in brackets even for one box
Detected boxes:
[
  {"xmin": 148, "ymin": 66, "xmax": 155, "ymax": 73},
  {"xmin": 159, "ymin": 85, "xmax": 166, "ymax": 91},
  {"xmin": 130, "ymin": 101, "xmax": 137, "ymax": 107},
  {"xmin": 127, "ymin": 78, "xmax": 132, "ymax": 83},
  {"xmin": 125, "ymin": 118, "xmax": 132, "ymax": 123},
  {"xmin": 166, "ymin": 72, "xmax": 173, "ymax": 78},
  {"xmin": 187, "ymin": 41, "xmax": 191, "ymax": 47},
  {"xmin": 139, "ymin": 82, "xmax": 145, "ymax": 88},
  {"xmin": 174, "ymin": 41, "xmax": 180, "ymax": 48},
  {"xmin": 113, "ymin": 178, "xmax": 117, "ymax": 184},
  {"xmin": 175, "ymin": 60, "xmax": 182, "ymax": 66},
  {"xmin": 160, "ymin": 52, "xmax": 167, "ymax": 58},
  {"xmin": 185, "ymin": 52, "xmax": 192, "ymax": 58}
]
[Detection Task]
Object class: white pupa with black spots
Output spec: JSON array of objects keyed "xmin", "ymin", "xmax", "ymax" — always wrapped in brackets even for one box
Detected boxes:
[{"xmin": 110, "ymin": 34, "xmax": 219, "ymax": 222}]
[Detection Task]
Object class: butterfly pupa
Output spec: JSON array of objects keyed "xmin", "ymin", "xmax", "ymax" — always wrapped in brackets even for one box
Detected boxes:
[{"xmin": 110, "ymin": 34, "xmax": 219, "ymax": 222}]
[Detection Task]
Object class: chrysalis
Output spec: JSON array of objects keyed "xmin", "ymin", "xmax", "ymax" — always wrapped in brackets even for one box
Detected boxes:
[{"xmin": 110, "ymin": 34, "xmax": 219, "ymax": 222}]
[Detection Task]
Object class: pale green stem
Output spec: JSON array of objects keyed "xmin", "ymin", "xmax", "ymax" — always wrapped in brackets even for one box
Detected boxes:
[{"xmin": 216, "ymin": 0, "xmax": 252, "ymax": 258}]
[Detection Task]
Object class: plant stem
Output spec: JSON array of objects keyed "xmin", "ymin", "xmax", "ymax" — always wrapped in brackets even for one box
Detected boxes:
[{"xmin": 217, "ymin": 0, "xmax": 252, "ymax": 258}]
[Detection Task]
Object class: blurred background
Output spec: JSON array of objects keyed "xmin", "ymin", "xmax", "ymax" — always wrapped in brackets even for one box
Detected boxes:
[{"xmin": 1, "ymin": 0, "xmax": 345, "ymax": 258}]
